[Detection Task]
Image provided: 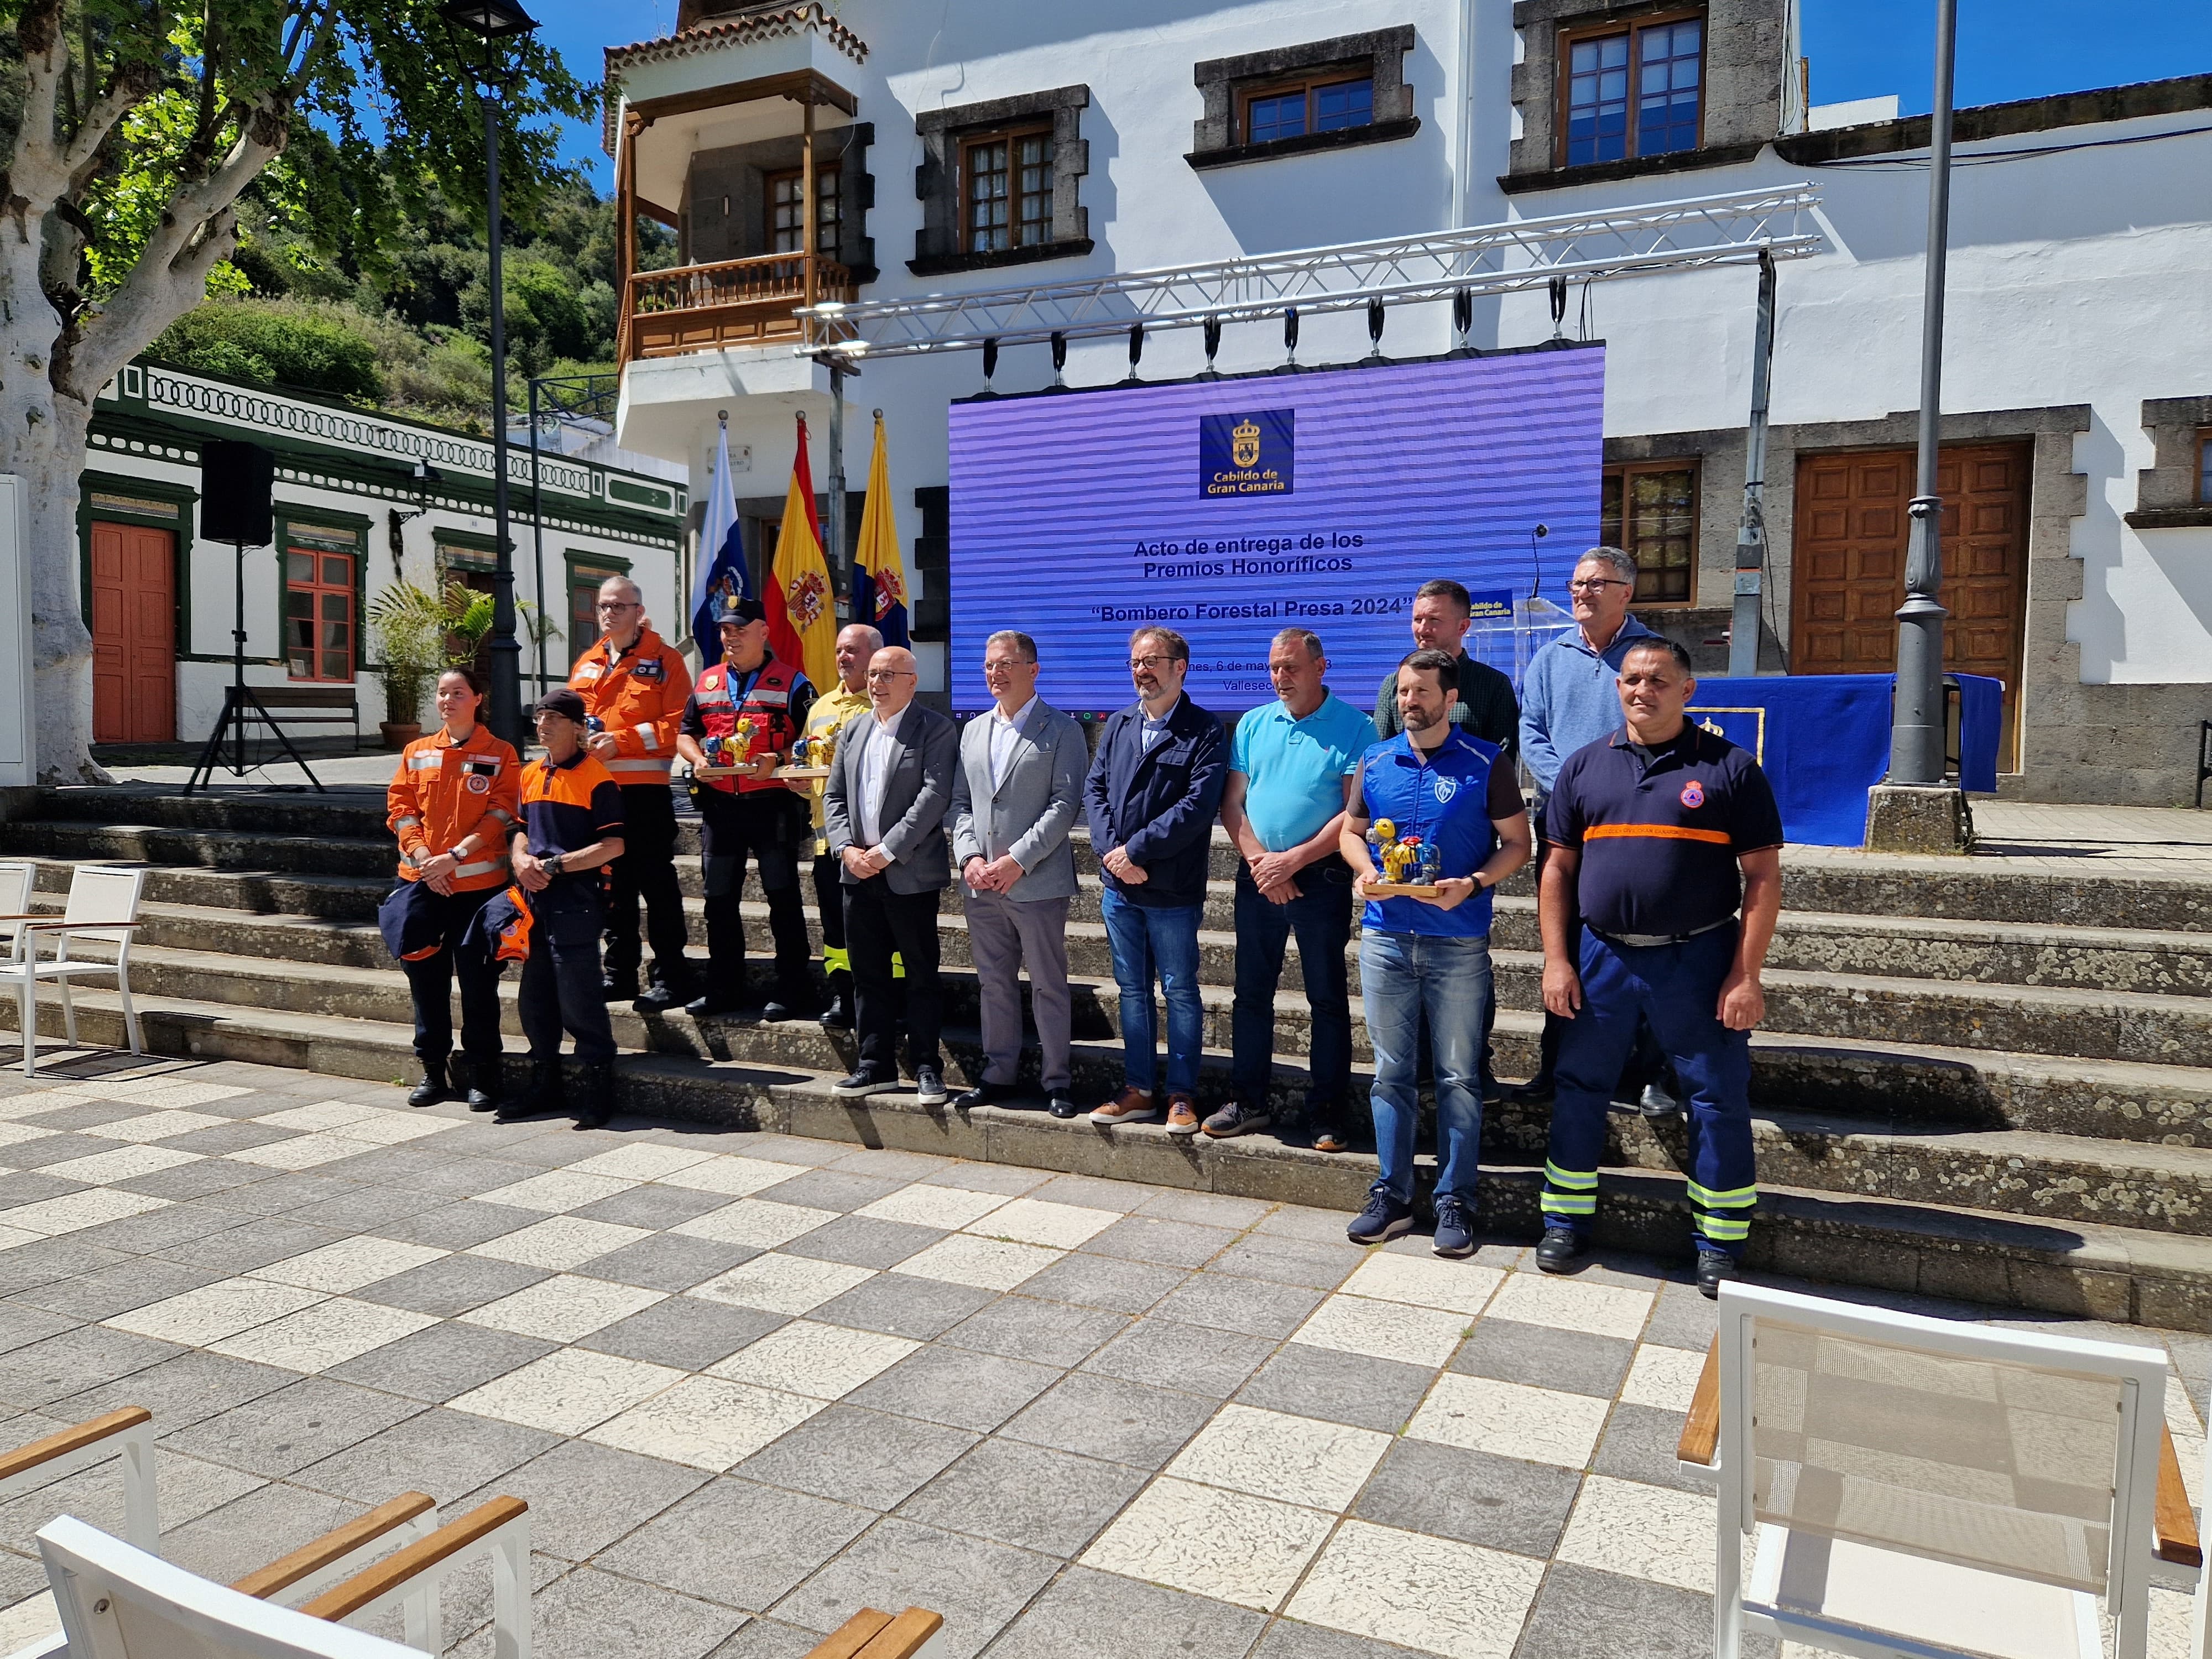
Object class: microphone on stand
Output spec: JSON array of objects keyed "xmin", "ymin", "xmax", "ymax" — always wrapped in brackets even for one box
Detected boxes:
[{"xmin": 1530, "ymin": 523, "xmax": 1551, "ymax": 603}]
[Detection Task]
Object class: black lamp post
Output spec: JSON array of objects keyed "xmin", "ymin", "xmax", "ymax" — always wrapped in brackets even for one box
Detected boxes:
[{"xmin": 442, "ymin": 0, "xmax": 539, "ymax": 749}]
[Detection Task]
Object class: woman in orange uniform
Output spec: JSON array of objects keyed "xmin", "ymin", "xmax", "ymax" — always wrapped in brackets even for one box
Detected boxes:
[{"xmin": 385, "ymin": 666, "xmax": 523, "ymax": 1110}]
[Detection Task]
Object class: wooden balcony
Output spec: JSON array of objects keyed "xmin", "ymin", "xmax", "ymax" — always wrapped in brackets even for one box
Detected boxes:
[{"xmin": 620, "ymin": 253, "xmax": 854, "ymax": 362}]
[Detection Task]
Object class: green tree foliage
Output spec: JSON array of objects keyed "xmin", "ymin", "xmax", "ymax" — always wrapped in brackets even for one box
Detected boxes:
[{"xmin": 148, "ymin": 168, "xmax": 674, "ymax": 428}]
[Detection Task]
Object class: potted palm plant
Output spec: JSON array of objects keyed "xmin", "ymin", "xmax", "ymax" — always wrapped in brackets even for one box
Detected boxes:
[{"xmin": 367, "ymin": 580, "xmax": 445, "ymax": 748}]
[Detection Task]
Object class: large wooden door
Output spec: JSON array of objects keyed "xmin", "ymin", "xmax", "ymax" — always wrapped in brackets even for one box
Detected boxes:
[
  {"xmin": 90, "ymin": 520, "xmax": 176, "ymax": 744},
  {"xmin": 1791, "ymin": 444, "xmax": 2030, "ymax": 768}
]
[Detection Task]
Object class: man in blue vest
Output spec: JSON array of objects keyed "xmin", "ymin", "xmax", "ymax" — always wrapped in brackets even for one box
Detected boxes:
[
  {"xmin": 1536, "ymin": 635, "xmax": 1783, "ymax": 1296},
  {"xmin": 1340, "ymin": 649, "xmax": 1531, "ymax": 1256}
]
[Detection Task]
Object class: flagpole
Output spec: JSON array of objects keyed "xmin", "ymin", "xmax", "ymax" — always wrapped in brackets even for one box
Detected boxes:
[{"xmin": 827, "ymin": 363, "xmax": 848, "ymax": 617}]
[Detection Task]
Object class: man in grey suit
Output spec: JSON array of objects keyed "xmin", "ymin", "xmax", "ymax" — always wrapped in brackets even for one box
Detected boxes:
[
  {"xmin": 824, "ymin": 645, "xmax": 957, "ymax": 1104},
  {"xmin": 950, "ymin": 630, "xmax": 1088, "ymax": 1120}
]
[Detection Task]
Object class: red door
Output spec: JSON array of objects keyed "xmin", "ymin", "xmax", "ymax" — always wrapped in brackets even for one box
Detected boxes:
[{"xmin": 91, "ymin": 521, "xmax": 177, "ymax": 744}]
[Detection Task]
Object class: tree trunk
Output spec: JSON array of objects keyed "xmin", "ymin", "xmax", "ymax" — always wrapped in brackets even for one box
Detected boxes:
[{"xmin": 0, "ymin": 322, "xmax": 104, "ymax": 784}]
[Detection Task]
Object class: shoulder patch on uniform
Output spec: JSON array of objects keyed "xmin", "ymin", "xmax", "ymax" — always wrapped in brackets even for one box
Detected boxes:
[
  {"xmin": 1681, "ymin": 779, "xmax": 1706, "ymax": 808},
  {"xmin": 632, "ymin": 659, "xmax": 665, "ymax": 681}
]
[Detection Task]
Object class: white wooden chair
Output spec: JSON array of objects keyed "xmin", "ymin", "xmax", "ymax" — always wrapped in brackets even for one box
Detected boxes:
[
  {"xmin": 1682, "ymin": 1281, "xmax": 2198, "ymax": 1659},
  {"xmin": 0, "ymin": 1410, "xmax": 160, "ymax": 1558},
  {"xmin": 0, "ymin": 1467, "xmax": 525, "ymax": 1659},
  {"xmin": 1, "ymin": 866, "xmax": 148, "ymax": 1076},
  {"xmin": 0, "ymin": 861, "xmax": 38, "ymax": 957}
]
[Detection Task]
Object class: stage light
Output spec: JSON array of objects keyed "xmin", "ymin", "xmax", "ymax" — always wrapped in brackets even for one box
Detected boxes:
[
  {"xmin": 1202, "ymin": 316, "xmax": 1222, "ymax": 375},
  {"xmin": 1050, "ymin": 331, "xmax": 1068, "ymax": 387},
  {"xmin": 982, "ymin": 337, "xmax": 999, "ymax": 390},
  {"xmin": 1453, "ymin": 288, "xmax": 1473, "ymax": 345},
  {"xmin": 1282, "ymin": 307, "xmax": 1299, "ymax": 368},
  {"xmin": 1127, "ymin": 322, "xmax": 1145, "ymax": 379}
]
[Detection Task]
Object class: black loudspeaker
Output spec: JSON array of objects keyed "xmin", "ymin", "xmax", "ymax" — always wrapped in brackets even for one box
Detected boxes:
[{"xmin": 200, "ymin": 440, "xmax": 274, "ymax": 546}]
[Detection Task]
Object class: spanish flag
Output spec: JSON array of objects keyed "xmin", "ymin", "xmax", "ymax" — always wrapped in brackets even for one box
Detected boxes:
[
  {"xmin": 765, "ymin": 414, "xmax": 839, "ymax": 691},
  {"xmin": 851, "ymin": 411, "xmax": 910, "ymax": 648}
]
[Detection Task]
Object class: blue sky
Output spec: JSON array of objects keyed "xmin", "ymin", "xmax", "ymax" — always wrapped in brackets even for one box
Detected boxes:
[{"xmin": 524, "ymin": 0, "xmax": 2212, "ymax": 189}]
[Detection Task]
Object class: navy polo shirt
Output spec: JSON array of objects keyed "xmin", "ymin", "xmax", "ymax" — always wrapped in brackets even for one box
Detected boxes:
[{"xmin": 1546, "ymin": 724, "xmax": 1783, "ymax": 939}]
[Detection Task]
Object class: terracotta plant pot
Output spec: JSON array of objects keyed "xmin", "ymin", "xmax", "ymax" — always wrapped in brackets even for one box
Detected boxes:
[{"xmin": 380, "ymin": 721, "xmax": 422, "ymax": 750}]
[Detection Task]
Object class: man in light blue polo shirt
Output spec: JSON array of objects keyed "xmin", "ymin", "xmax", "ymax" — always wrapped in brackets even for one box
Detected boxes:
[{"xmin": 1213, "ymin": 627, "xmax": 1378, "ymax": 1146}]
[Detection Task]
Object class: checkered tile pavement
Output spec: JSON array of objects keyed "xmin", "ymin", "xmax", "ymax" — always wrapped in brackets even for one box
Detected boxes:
[{"xmin": 0, "ymin": 1056, "xmax": 2206, "ymax": 1659}]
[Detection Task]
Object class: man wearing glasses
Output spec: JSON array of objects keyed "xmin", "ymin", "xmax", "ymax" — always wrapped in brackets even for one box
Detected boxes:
[
  {"xmin": 1083, "ymin": 627, "xmax": 1228, "ymax": 1134},
  {"xmin": 950, "ymin": 631, "xmax": 1087, "ymax": 1119},
  {"xmin": 824, "ymin": 645, "xmax": 958, "ymax": 1105},
  {"xmin": 1512, "ymin": 546, "xmax": 1671, "ymax": 1111},
  {"xmin": 568, "ymin": 575, "xmax": 694, "ymax": 1013}
]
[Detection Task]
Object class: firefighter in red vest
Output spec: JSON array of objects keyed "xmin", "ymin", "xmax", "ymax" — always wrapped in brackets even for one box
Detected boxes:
[{"xmin": 675, "ymin": 594, "xmax": 818, "ymax": 1019}]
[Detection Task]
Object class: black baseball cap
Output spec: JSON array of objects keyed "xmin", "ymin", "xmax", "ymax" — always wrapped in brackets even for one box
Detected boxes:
[
  {"xmin": 534, "ymin": 687, "xmax": 588, "ymax": 723},
  {"xmin": 716, "ymin": 596, "xmax": 767, "ymax": 627}
]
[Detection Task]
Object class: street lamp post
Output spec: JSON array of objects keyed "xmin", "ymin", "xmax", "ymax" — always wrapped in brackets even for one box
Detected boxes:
[
  {"xmin": 1869, "ymin": 0, "xmax": 1971, "ymax": 851},
  {"xmin": 442, "ymin": 0, "xmax": 539, "ymax": 750}
]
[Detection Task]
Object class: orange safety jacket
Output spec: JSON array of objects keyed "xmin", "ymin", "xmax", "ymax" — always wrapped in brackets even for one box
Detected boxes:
[
  {"xmin": 387, "ymin": 724, "xmax": 524, "ymax": 893},
  {"xmin": 569, "ymin": 625, "xmax": 692, "ymax": 785}
]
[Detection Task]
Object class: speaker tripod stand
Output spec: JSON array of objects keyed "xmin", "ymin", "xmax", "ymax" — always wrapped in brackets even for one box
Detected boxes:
[{"xmin": 184, "ymin": 538, "xmax": 323, "ymax": 795}]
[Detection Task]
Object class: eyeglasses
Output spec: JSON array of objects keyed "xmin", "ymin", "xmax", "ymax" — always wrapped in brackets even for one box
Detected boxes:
[
  {"xmin": 865, "ymin": 668, "xmax": 915, "ymax": 682},
  {"xmin": 982, "ymin": 660, "xmax": 1031, "ymax": 675},
  {"xmin": 1567, "ymin": 577, "xmax": 1629, "ymax": 593},
  {"xmin": 1128, "ymin": 655, "xmax": 1176, "ymax": 671},
  {"xmin": 595, "ymin": 600, "xmax": 639, "ymax": 613}
]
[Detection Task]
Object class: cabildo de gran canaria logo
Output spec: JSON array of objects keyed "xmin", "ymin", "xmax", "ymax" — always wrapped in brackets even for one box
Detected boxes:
[{"xmin": 1198, "ymin": 409, "xmax": 1295, "ymax": 499}]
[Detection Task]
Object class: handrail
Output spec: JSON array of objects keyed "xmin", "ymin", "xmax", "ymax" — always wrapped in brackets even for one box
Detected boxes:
[{"xmin": 628, "ymin": 252, "xmax": 852, "ymax": 312}]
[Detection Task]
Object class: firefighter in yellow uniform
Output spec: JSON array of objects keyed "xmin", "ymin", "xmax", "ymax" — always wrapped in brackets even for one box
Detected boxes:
[
  {"xmin": 789, "ymin": 622, "xmax": 881, "ymax": 1029},
  {"xmin": 383, "ymin": 666, "xmax": 521, "ymax": 1113},
  {"xmin": 568, "ymin": 575, "xmax": 693, "ymax": 1010}
]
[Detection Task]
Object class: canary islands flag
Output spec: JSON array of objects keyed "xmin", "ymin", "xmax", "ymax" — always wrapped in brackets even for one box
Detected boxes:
[
  {"xmin": 691, "ymin": 421, "xmax": 752, "ymax": 667},
  {"xmin": 765, "ymin": 416, "xmax": 838, "ymax": 691},
  {"xmin": 851, "ymin": 411, "xmax": 910, "ymax": 648}
]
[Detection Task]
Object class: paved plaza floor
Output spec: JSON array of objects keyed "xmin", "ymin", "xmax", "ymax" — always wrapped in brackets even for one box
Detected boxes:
[{"xmin": 0, "ymin": 1055, "xmax": 2206, "ymax": 1658}]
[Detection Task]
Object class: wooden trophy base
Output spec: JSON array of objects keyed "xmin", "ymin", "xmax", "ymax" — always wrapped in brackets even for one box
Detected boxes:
[
  {"xmin": 773, "ymin": 765, "xmax": 831, "ymax": 780},
  {"xmin": 1366, "ymin": 881, "xmax": 1442, "ymax": 899}
]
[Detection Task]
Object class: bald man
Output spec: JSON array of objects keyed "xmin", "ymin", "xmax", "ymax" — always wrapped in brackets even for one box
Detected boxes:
[
  {"xmin": 822, "ymin": 646, "xmax": 958, "ymax": 1105},
  {"xmin": 569, "ymin": 574, "xmax": 693, "ymax": 1009}
]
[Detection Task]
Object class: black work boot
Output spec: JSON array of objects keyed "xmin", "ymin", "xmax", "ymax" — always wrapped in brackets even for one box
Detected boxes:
[
  {"xmin": 463, "ymin": 1055, "xmax": 502, "ymax": 1114},
  {"xmin": 633, "ymin": 964, "xmax": 691, "ymax": 1013},
  {"xmin": 572, "ymin": 1061, "xmax": 617, "ymax": 1131},
  {"xmin": 819, "ymin": 972, "xmax": 854, "ymax": 1030},
  {"xmin": 496, "ymin": 1060, "xmax": 564, "ymax": 1124},
  {"xmin": 406, "ymin": 1058, "xmax": 452, "ymax": 1109}
]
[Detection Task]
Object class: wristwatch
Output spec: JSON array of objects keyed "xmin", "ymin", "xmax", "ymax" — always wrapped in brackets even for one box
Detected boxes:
[{"xmin": 544, "ymin": 853, "xmax": 566, "ymax": 877}]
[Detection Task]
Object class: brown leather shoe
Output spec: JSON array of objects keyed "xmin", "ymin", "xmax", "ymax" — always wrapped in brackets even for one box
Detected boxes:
[
  {"xmin": 1165, "ymin": 1094, "xmax": 1201, "ymax": 1136},
  {"xmin": 1313, "ymin": 1123, "xmax": 1352, "ymax": 1154},
  {"xmin": 1089, "ymin": 1087, "xmax": 1160, "ymax": 1126}
]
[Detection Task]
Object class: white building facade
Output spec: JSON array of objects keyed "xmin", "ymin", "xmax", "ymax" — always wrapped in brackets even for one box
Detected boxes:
[
  {"xmin": 606, "ymin": 0, "xmax": 2212, "ymax": 805},
  {"xmin": 82, "ymin": 361, "xmax": 687, "ymax": 750}
]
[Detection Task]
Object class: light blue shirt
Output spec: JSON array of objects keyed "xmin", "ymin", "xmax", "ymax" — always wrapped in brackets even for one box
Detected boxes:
[
  {"xmin": 1230, "ymin": 691, "xmax": 1374, "ymax": 852},
  {"xmin": 1518, "ymin": 613, "xmax": 1661, "ymax": 796}
]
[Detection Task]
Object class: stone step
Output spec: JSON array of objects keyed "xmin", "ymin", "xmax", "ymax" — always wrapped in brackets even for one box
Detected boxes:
[
  {"xmin": 37, "ymin": 860, "xmax": 2212, "ymax": 1071},
  {"xmin": 28, "ymin": 932, "xmax": 2212, "ymax": 1154},
  {"xmin": 22, "ymin": 786, "xmax": 2212, "ymax": 932},
  {"xmin": 4, "ymin": 982, "xmax": 2208, "ymax": 1327}
]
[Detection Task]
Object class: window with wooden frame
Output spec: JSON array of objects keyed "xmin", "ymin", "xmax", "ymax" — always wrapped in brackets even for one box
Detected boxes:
[
  {"xmin": 1239, "ymin": 71, "xmax": 1375, "ymax": 145},
  {"xmin": 1560, "ymin": 11, "xmax": 1704, "ymax": 168},
  {"xmin": 568, "ymin": 558, "xmax": 631, "ymax": 670},
  {"xmin": 1601, "ymin": 461, "xmax": 1699, "ymax": 604},
  {"xmin": 766, "ymin": 164, "xmax": 842, "ymax": 257},
  {"xmin": 960, "ymin": 127, "xmax": 1054, "ymax": 254},
  {"xmin": 283, "ymin": 526, "xmax": 359, "ymax": 681},
  {"xmin": 2198, "ymin": 429, "xmax": 2212, "ymax": 504}
]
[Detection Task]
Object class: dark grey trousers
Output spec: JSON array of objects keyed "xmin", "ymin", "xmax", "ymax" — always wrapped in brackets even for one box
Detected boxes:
[{"xmin": 964, "ymin": 887, "xmax": 1072, "ymax": 1093}]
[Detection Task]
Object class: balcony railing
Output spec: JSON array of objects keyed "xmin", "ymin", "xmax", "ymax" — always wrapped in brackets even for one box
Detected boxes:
[{"xmin": 620, "ymin": 252, "xmax": 855, "ymax": 362}]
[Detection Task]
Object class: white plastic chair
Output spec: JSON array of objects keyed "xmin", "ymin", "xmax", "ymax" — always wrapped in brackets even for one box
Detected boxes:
[
  {"xmin": 1698, "ymin": 1281, "xmax": 2188, "ymax": 1659},
  {"xmin": 0, "ymin": 861, "xmax": 38, "ymax": 956},
  {"xmin": 3, "ymin": 1494, "xmax": 529, "ymax": 1659},
  {"xmin": 2, "ymin": 866, "xmax": 148, "ymax": 1075},
  {"xmin": 0, "ymin": 1410, "xmax": 160, "ymax": 1558}
]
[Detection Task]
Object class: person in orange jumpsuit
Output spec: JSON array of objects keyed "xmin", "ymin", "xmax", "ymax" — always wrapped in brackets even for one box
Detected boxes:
[
  {"xmin": 384, "ymin": 666, "xmax": 521, "ymax": 1111},
  {"xmin": 568, "ymin": 575, "xmax": 693, "ymax": 1010}
]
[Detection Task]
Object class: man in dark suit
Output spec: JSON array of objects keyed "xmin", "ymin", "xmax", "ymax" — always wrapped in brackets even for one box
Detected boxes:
[
  {"xmin": 1082, "ymin": 625, "xmax": 1228, "ymax": 1134},
  {"xmin": 823, "ymin": 645, "xmax": 957, "ymax": 1104}
]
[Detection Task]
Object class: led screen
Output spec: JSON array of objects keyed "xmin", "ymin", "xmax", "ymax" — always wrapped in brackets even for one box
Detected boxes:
[{"xmin": 946, "ymin": 343, "xmax": 1605, "ymax": 712}]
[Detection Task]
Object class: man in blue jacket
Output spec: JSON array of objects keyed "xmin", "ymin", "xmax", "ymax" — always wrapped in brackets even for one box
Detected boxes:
[
  {"xmin": 1083, "ymin": 625, "xmax": 1228, "ymax": 1134},
  {"xmin": 1513, "ymin": 546, "xmax": 1669, "ymax": 1111}
]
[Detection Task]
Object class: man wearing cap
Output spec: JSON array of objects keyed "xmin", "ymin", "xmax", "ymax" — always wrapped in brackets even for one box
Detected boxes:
[
  {"xmin": 569, "ymin": 575, "xmax": 694, "ymax": 1011},
  {"xmin": 787, "ymin": 622, "xmax": 881, "ymax": 1031},
  {"xmin": 503, "ymin": 688, "xmax": 628, "ymax": 1130},
  {"xmin": 675, "ymin": 595, "xmax": 817, "ymax": 1021}
]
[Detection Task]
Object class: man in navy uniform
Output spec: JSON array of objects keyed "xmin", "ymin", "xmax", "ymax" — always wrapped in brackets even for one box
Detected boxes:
[{"xmin": 1534, "ymin": 636, "xmax": 1783, "ymax": 1296}]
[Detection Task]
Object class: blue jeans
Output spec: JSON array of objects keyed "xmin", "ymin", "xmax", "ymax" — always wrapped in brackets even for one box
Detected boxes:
[
  {"xmin": 1100, "ymin": 888, "xmax": 1203, "ymax": 1097},
  {"xmin": 1361, "ymin": 930, "xmax": 1492, "ymax": 1208},
  {"xmin": 1232, "ymin": 860, "xmax": 1353, "ymax": 1113}
]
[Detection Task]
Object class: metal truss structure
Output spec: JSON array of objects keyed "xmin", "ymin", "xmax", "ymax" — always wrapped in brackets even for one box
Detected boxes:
[{"xmin": 800, "ymin": 184, "xmax": 1824, "ymax": 360}]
